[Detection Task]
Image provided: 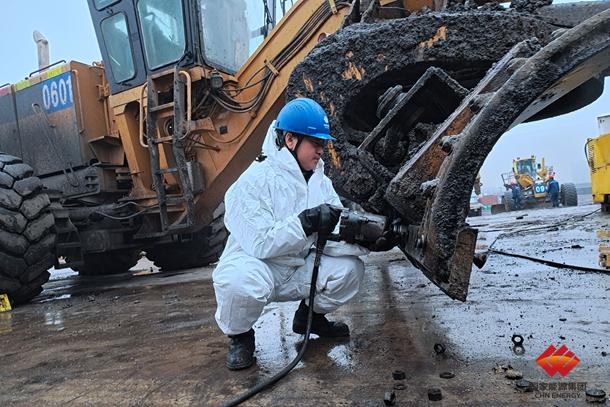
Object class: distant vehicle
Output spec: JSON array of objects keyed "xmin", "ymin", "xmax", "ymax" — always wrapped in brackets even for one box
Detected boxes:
[
  {"xmin": 493, "ymin": 156, "xmax": 577, "ymax": 212},
  {"xmin": 469, "ymin": 191, "xmax": 483, "ymax": 217},
  {"xmin": 585, "ymin": 114, "xmax": 610, "ymax": 213}
]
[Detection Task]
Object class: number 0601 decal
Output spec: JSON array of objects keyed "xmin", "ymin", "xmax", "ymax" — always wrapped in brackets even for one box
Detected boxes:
[{"xmin": 41, "ymin": 72, "xmax": 74, "ymax": 113}]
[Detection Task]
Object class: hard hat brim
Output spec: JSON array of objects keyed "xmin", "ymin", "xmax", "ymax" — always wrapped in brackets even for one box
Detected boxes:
[{"xmin": 312, "ymin": 133, "xmax": 337, "ymax": 141}]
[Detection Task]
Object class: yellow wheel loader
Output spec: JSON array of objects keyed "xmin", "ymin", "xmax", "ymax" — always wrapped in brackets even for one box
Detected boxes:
[
  {"xmin": 498, "ymin": 155, "xmax": 577, "ymax": 211},
  {"xmin": 0, "ymin": 0, "xmax": 609, "ymax": 304}
]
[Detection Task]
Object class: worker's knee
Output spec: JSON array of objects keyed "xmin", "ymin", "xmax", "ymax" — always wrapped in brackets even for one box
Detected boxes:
[
  {"xmin": 342, "ymin": 256, "xmax": 365, "ymax": 287},
  {"xmin": 213, "ymin": 256, "xmax": 274, "ymax": 301},
  {"xmin": 323, "ymin": 255, "xmax": 365, "ymax": 291},
  {"xmin": 213, "ymin": 256, "xmax": 275, "ymax": 335},
  {"xmin": 312, "ymin": 256, "xmax": 364, "ymax": 313}
]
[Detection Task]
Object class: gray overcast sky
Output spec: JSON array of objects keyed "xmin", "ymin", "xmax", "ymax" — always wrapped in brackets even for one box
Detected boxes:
[{"xmin": 0, "ymin": 1, "xmax": 607, "ymax": 194}]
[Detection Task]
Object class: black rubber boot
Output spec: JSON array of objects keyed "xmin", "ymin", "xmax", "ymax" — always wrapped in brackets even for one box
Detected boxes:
[
  {"xmin": 226, "ymin": 329, "xmax": 255, "ymax": 370},
  {"xmin": 292, "ymin": 300, "xmax": 350, "ymax": 337}
]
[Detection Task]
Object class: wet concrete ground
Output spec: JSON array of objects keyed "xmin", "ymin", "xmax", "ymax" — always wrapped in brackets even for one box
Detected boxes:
[{"xmin": 1, "ymin": 203, "xmax": 608, "ymax": 406}]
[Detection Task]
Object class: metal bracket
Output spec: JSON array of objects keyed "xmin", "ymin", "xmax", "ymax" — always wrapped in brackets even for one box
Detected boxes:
[
  {"xmin": 328, "ymin": 0, "xmax": 338, "ymax": 14},
  {"xmin": 265, "ymin": 59, "xmax": 280, "ymax": 76}
]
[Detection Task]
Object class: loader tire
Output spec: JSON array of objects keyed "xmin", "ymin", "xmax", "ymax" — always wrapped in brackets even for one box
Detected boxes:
[
  {"xmin": 72, "ymin": 249, "xmax": 141, "ymax": 276},
  {"xmin": 490, "ymin": 204, "xmax": 506, "ymax": 215},
  {"xmin": 0, "ymin": 153, "xmax": 56, "ymax": 305},
  {"xmin": 560, "ymin": 183, "xmax": 578, "ymax": 207},
  {"xmin": 503, "ymin": 191, "xmax": 515, "ymax": 212},
  {"xmin": 148, "ymin": 204, "xmax": 227, "ymax": 271}
]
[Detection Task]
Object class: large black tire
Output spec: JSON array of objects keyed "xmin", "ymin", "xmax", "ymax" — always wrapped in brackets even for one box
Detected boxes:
[
  {"xmin": 147, "ymin": 204, "xmax": 228, "ymax": 271},
  {"xmin": 0, "ymin": 154, "xmax": 56, "ymax": 305},
  {"xmin": 72, "ymin": 249, "xmax": 142, "ymax": 276},
  {"xmin": 490, "ymin": 204, "xmax": 506, "ymax": 215},
  {"xmin": 560, "ymin": 182, "xmax": 578, "ymax": 207}
]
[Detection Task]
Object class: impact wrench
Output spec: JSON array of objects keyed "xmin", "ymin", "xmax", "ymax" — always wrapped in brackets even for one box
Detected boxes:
[{"xmin": 221, "ymin": 209, "xmax": 400, "ymax": 407}]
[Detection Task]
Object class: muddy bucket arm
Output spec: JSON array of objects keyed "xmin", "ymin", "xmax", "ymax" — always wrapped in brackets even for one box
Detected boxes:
[{"xmin": 392, "ymin": 9, "xmax": 610, "ymax": 300}]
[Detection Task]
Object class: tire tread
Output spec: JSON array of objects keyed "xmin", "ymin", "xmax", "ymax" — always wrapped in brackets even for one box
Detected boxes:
[{"xmin": 0, "ymin": 154, "xmax": 55, "ymax": 305}]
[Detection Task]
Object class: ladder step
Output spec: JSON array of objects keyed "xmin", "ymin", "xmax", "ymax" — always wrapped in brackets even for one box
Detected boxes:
[
  {"xmin": 156, "ymin": 167, "xmax": 178, "ymax": 175},
  {"xmin": 153, "ymin": 136, "xmax": 174, "ymax": 144},
  {"xmin": 149, "ymin": 102, "xmax": 175, "ymax": 113},
  {"xmin": 166, "ymin": 196, "xmax": 186, "ymax": 205},
  {"xmin": 168, "ymin": 224, "xmax": 190, "ymax": 232},
  {"xmin": 89, "ymin": 134, "xmax": 122, "ymax": 146}
]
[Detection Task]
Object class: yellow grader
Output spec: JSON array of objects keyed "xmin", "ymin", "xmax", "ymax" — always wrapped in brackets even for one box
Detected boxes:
[
  {"xmin": 0, "ymin": 0, "xmax": 609, "ymax": 305},
  {"xmin": 499, "ymin": 155, "xmax": 577, "ymax": 211}
]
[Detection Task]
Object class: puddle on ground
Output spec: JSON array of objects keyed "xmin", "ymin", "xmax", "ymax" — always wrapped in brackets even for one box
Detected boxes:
[
  {"xmin": 0, "ymin": 312, "xmax": 12, "ymax": 334},
  {"xmin": 37, "ymin": 293, "xmax": 72, "ymax": 303},
  {"xmin": 327, "ymin": 343, "xmax": 355, "ymax": 369},
  {"xmin": 44, "ymin": 310, "xmax": 65, "ymax": 330}
]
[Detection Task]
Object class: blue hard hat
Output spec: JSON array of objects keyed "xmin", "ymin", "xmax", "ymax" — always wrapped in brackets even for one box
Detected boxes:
[{"xmin": 275, "ymin": 98, "xmax": 336, "ymax": 141}]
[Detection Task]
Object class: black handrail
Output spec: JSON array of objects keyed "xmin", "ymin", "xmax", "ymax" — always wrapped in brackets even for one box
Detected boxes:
[{"xmin": 28, "ymin": 60, "xmax": 67, "ymax": 78}]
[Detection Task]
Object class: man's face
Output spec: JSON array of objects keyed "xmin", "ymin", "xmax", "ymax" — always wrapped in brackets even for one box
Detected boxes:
[{"xmin": 285, "ymin": 133, "xmax": 326, "ymax": 171}]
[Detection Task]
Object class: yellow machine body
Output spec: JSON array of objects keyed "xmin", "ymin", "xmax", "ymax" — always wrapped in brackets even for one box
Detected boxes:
[
  {"xmin": 0, "ymin": 294, "xmax": 12, "ymax": 312},
  {"xmin": 512, "ymin": 155, "xmax": 552, "ymax": 199},
  {"xmin": 586, "ymin": 114, "xmax": 610, "ymax": 212}
]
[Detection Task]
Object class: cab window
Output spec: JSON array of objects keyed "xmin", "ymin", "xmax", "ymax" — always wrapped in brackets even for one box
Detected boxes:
[
  {"xmin": 199, "ymin": 0, "xmax": 297, "ymax": 73},
  {"xmin": 200, "ymin": 0, "xmax": 265, "ymax": 73},
  {"xmin": 101, "ymin": 13, "xmax": 136, "ymax": 82},
  {"xmin": 137, "ymin": 0, "xmax": 187, "ymax": 70}
]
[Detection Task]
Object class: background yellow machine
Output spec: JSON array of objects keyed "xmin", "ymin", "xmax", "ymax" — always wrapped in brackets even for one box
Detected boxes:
[
  {"xmin": 586, "ymin": 114, "xmax": 610, "ymax": 213},
  {"xmin": 500, "ymin": 155, "xmax": 577, "ymax": 211}
]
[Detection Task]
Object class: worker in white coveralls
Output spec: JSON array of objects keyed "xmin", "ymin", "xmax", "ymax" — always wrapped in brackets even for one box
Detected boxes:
[{"xmin": 213, "ymin": 98, "xmax": 369, "ymax": 370}]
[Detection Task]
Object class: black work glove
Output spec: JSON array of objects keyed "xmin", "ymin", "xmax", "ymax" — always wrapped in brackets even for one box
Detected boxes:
[{"xmin": 298, "ymin": 204, "xmax": 342, "ymax": 237}]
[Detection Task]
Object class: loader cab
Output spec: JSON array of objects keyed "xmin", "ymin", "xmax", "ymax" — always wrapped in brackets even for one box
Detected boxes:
[
  {"xmin": 88, "ymin": 0, "xmax": 291, "ymax": 94},
  {"xmin": 514, "ymin": 157, "xmax": 537, "ymax": 179}
]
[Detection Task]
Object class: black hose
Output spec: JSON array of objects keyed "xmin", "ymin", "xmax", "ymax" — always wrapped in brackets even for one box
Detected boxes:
[
  {"xmin": 490, "ymin": 249, "xmax": 610, "ymax": 273},
  {"xmin": 220, "ymin": 238, "xmax": 328, "ymax": 407}
]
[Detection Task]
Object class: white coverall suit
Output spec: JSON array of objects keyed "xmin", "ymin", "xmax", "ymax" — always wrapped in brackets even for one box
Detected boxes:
[{"xmin": 213, "ymin": 123, "xmax": 368, "ymax": 335}]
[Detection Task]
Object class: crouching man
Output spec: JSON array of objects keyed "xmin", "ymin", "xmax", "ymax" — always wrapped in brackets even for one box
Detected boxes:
[{"xmin": 213, "ymin": 98, "xmax": 368, "ymax": 370}]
